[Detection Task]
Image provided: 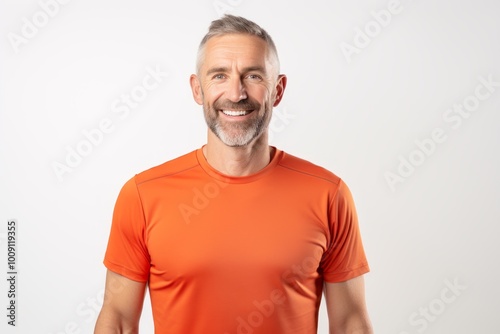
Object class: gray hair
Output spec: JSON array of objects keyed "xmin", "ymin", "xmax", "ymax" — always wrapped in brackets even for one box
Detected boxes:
[{"xmin": 196, "ymin": 14, "xmax": 280, "ymax": 76}]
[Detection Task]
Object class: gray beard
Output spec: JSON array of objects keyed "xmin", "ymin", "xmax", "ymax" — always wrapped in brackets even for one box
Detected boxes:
[{"xmin": 204, "ymin": 104, "xmax": 269, "ymax": 147}]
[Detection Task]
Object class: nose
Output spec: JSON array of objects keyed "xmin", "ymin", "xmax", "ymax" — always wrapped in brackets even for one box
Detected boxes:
[{"xmin": 226, "ymin": 76, "xmax": 247, "ymax": 102}]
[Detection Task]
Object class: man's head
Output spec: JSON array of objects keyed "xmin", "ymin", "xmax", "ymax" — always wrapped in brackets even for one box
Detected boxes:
[
  {"xmin": 190, "ymin": 15, "xmax": 286, "ymax": 147},
  {"xmin": 196, "ymin": 15, "xmax": 280, "ymax": 77}
]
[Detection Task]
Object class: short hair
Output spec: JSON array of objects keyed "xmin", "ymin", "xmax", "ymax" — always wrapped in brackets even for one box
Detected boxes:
[{"xmin": 196, "ymin": 14, "xmax": 280, "ymax": 76}]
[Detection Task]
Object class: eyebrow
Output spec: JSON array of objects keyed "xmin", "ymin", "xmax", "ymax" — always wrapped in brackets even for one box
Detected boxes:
[{"xmin": 205, "ymin": 66, "xmax": 267, "ymax": 76}]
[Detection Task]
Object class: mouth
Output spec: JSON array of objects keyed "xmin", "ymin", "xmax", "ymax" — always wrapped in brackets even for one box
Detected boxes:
[{"xmin": 219, "ymin": 110, "xmax": 253, "ymax": 117}]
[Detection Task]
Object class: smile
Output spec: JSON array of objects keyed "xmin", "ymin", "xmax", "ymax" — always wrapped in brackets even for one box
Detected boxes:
[{"xmin": 220, "ymin": 110, "xmax": 253, "ymax": 116}]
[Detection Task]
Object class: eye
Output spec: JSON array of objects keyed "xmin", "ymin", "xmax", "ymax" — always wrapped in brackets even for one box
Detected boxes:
[
  {"xmin": 247, "ymin": 74, "xmax": 263, "ymax": 81},
  {"xmin": 212, "ymin": 74, "xmax": 226, "ymax": 80}
]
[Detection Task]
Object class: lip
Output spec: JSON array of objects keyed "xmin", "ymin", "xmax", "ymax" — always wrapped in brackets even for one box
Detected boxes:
[{"xmin": 218, "ymin": 109, "xmax": 254, "ymax": 119}]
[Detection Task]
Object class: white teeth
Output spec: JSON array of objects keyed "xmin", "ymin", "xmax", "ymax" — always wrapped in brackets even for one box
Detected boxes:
[{"xmin": 222, "ymin": 110, "xmax": 250, "ymax": 116}]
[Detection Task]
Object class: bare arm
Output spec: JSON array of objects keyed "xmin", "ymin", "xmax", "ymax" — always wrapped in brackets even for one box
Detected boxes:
[
  {"xmin": 324, "ymin": 275, "xmax": 373, "ymax": 334},
  {"xmin": 94, "ymin": 270, "xmax": 147, "ymax": 334}
]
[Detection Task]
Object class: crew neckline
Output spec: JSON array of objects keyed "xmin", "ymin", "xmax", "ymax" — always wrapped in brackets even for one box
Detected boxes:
[{"xmin": 195, "ymin": 146, "xmax": 284, "ymax": 184}]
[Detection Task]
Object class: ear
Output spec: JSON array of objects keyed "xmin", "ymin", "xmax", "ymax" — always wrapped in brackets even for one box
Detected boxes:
[
  {"xmin": 273, "ymin": 74, "xmax": 287, "ymax": 107},
  {"xmin": 190, "ymin": 74, "xmax": 203, "ymax": 105}
]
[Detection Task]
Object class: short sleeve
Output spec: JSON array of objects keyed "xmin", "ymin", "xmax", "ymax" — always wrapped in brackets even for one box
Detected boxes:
[
  {"xmin": 320, "ymin": 180, "xmax": 370, "ymax": 283},
  {"xmin": 103, "ymin": 176, "xmax": 150, "ymax": 282}
]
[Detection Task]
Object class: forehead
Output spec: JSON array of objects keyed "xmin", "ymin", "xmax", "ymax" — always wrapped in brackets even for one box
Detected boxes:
[{"xmin": 202, "ymin": 34, "xmax": 270, "ymax": 69}]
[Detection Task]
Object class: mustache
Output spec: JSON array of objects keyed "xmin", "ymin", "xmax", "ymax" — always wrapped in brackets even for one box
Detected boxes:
[{"xmin": 213, "ymin": 99, "xmax": 261, "ymax": 111}]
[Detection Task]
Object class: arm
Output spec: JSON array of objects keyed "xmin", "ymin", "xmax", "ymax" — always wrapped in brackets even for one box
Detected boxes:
[
  {"xmin": 94, "ymin": 270, "xmax": 147, "ymax": 334},
  {"xmin": 324, "ymin": 275, "xmax": 373, "ymax": 334}
]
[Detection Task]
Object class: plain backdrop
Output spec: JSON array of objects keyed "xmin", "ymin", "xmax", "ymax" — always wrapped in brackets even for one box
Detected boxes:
[{"xmin": 1, "ymin": 0, "xmax": 499, "ymax": 333}]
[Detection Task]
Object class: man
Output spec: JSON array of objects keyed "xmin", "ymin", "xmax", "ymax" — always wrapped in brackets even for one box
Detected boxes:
[{"xmin": 95, "ymin": 14, "xmax": 372, "ymax": 334}]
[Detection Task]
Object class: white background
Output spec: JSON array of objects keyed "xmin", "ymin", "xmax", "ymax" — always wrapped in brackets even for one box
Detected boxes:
[{"xmin": 1, "ymin": 0, "xmax": 499, "ymax": 333}]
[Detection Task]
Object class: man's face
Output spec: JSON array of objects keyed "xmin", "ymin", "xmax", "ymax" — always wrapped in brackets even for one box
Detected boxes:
[{"xmin": 191, "ymin": 34, "xmax": 286, "ymax": 147}]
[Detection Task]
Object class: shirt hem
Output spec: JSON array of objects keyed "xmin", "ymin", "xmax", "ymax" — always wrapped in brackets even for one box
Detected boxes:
[
  {"xmin": 103, "ymin": 259, "xmax": 149, "ymax": 283},
  {"xmin": 322, "ymin": 263, "xmax": 370, "ymax": 283}
]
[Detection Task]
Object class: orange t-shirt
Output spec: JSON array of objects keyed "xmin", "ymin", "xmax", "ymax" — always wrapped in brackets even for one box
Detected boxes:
[{"xmin": 103, "ymin": 147, "xmax": 369, "ymax": 333}]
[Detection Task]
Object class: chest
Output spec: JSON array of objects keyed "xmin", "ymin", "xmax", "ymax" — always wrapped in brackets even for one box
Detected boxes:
[{"xmin": 144, "ymin": 181, "xmax": 330, "ymax": 285}]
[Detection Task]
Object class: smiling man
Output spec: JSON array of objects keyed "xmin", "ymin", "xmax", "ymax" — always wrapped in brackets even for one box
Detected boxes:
[{"xmin": 95, "ymin": 15, "xmax": 372, "ymax": 334}]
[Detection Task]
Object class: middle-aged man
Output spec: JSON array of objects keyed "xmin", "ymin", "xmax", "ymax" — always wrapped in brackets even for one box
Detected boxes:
[{"xmin": 95, "ymin": 14, "xmax": 373, "ymax": 334}]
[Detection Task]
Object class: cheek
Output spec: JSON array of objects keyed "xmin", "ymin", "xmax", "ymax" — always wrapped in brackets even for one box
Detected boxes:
[
  {"xmin": 204, "ymin": 83, "xmax": 226, "ymax": 102},
  {"xmin": 249, "ymin": 85, "xmax": 272, "ymax": 101}
]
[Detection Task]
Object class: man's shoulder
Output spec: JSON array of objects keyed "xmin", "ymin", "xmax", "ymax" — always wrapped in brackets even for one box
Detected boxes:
[
  {"xmin": 134, "ymin": 149, "xmax": 199, "ymax": 185},
  {"xmin": 279, "ymin": 151, "xmax": 341, "ymax": 186}
]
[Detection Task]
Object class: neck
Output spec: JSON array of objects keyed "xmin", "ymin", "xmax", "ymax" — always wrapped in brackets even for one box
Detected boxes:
[{"xmin": 203, "ymin": 131, "xmax": 273, "ymax": 176}]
